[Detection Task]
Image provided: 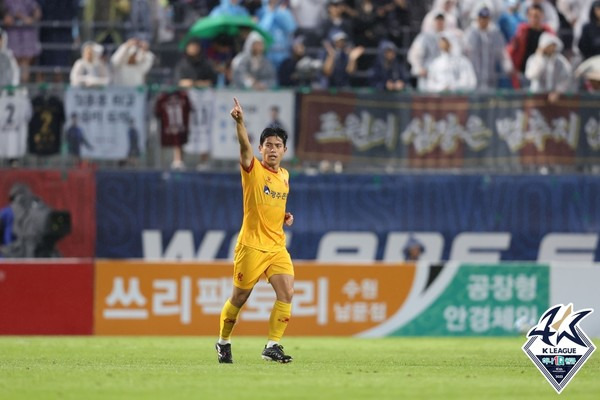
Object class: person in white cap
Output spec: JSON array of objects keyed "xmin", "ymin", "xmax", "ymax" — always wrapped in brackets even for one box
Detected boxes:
[
  {"xmin": 70, "ymin": 42, "xmax": 111, "ymax": 87},
  {"xmin": 321, "ymin": 29, "xmax": 365, "ymax": 88},
  {"xmin": 524, "ymin": 32, "xmax": 572, "ymax": 101},
  {"xmin": 463, "ymin": 6, "xmax": 514, "ymax": 90}
]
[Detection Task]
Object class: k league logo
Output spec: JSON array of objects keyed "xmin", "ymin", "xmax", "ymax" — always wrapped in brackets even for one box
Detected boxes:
[{"xmin": 522, "ymin": 304, "xmax": 596, "ymax": 394}]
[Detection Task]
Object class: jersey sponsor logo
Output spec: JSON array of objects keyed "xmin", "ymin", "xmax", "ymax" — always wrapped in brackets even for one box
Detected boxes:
[
  {"xmin": 262, "ymin": 185, "xmax": 287, "ymax": 201},
  {"xmin": 522, "ymin": 304, "xmax": 596, "ymax": 393}
]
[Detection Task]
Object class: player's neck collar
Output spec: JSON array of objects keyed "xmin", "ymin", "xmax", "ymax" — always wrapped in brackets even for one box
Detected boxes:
[{"xmin": 260, "ymin": 160, "xmax": 280, "ymax": 174}]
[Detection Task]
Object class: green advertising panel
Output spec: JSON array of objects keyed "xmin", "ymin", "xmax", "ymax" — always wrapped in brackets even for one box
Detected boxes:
[{"xmin": 392, "ymin": 264, "xmax": 549, "ymax": 336}]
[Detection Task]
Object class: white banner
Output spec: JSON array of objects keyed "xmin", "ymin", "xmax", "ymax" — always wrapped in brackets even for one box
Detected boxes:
[
  {"xmin": 210, "ymin": 90, "xmax": 295, "ymax": 160},
  {"xmin": 65, "ymin": 87, "xmax": 147, "ymax": 160},
  {"xmin": 184, "ymin": 89, "xmax": 215, "ymax": 155},
  {"xmin": 0, "ymin": 89, "xmax": 31, "ymax": 159}
]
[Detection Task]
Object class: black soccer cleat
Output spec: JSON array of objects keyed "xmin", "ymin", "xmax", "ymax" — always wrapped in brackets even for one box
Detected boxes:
[
  {"xmin": 261, "ymin": 344, "xmax": 293, "ymax": 363},
  {"xmin": 215, "ymin": 343, "xmax": 233, "ymax": 364}
]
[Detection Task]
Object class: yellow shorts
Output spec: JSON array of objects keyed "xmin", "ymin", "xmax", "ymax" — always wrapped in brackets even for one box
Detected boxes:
[{"xmin": 232, "ymin": 243, "xmax": 294, "ymax": 289}]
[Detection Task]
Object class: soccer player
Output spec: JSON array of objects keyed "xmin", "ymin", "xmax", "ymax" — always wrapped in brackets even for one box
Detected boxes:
[{"xmin": 215, "ymin": 98, "xmax": 294, "ymax": 364}]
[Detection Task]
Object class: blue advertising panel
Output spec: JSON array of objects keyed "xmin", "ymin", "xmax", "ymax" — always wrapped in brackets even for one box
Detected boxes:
[{"xmin": 96, "ymin": 171, "xmax": 600, "ymax": 261}]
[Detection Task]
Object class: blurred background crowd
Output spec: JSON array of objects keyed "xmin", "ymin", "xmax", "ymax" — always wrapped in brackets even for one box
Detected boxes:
[
  {"xmin": 1, "ymin": 0, "xmax": 600, "ymax": 173},
  {"xmin": 1, "ymin": 0, "xmax": 599, "ymax": 94}
]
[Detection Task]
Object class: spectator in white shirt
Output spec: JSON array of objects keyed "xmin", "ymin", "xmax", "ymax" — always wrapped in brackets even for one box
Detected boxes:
[
  {"xmin": 525, "ymin": 32, "xmax": 572, "ymax": 102},
  {"xmin": 70, "ymin": 42, "xmax": 111, "ymax": 87},
  {"xmin": 426, "ymin": 33, "xmax": 477, "ymax": 92},
  {"xmin": 408, "ymin": 12, "xmax": 446, "ymax": 90},
  {"xmin": 110, "ymin": 38, "xmax": 155, "ymax": 87}
]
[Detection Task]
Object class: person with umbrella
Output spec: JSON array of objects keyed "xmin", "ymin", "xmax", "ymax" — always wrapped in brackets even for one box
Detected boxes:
[{"xmin": 184, "ymin": 13, "xmax": 273, "ymax": 49}]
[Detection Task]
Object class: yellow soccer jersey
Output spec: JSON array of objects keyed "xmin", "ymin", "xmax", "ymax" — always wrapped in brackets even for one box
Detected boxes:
[{"xmin": 237, "ymin": 157, "xmax": 290, "ymax": 251}]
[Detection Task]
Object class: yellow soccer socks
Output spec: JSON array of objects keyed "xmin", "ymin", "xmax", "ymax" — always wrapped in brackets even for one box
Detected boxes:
[
  {"xmin": 268, "ymin": 300, "xmax": 292, "ymax": 342},
  {"xmin": 219, "ymin": 299, "xmax": 241, "ymax": 342}
]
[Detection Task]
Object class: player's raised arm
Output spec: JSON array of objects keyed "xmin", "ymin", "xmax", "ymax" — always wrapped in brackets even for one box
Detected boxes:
[{"xmin": 230, "ymin": 97, "xmax": 253, "ymax": 169}]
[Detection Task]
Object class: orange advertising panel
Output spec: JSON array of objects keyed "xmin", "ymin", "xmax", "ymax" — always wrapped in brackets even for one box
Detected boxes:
[{"xmin": 94, "ymin": 261, "xmax": 416, "ymax": 336}]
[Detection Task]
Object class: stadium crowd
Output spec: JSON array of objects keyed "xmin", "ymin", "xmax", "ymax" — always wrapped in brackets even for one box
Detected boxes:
[
  {"xmin": 1, "ymin": 0, "xmax": 600, "ymax": 171},
  {"xmin": 0, "ymin": 0, "xmax": 599, "ymax": 94}
]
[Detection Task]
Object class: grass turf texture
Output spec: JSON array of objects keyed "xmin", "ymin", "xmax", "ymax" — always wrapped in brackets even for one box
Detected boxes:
[{"xmin": 0, "ymin": 337, "xmax": 598, "ymax": 400}]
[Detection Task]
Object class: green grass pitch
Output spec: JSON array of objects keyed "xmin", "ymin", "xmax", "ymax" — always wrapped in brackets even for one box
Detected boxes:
[{"xmin": 0, "ymin": 337, "xmax": 598, "ymax": 400}]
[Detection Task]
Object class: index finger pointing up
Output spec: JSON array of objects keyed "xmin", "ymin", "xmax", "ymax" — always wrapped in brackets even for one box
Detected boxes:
[{"xmin": 233, "ymin": 97, "xmax": 241, "ymax": 107}]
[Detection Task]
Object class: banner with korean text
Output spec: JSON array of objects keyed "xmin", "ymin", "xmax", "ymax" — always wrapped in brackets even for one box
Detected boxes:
[
  {"xmin": 183, "ymin": 89, "xmax": 215, "ymax": 155},
  {"xmin": 297, "ymin": 91, "xmax": 600, "ymax": 167},
  {"xmin": 64, "ymin": 87, "xmax": 147, "ymax": 160},
  {"xmin": 94, "ymin": 261, "xmax": 416, "ymax": 335},
  {"xmin": 209, "ymin": 90, "xmax": 296, "ymax": 160},
  {"xmin": 388, "ymin": 263, "xmax": 549, "ymax": 336},
  {"xmin": 94, "ymin": 260, "xmax": 549, "ymax": 336}
]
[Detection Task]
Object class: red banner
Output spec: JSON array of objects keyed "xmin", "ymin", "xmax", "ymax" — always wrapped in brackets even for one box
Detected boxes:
[
  {"xmin": 0, "ymin": 169, "xmax": 96, "ymax": 257},
  {"xmin": 519, "ymin": 96, "xmax": 578, "ymax": 165},
  {"xmin": 0, "ymin": 260, "xmax": 94, "ymax": 334},
  {"xmin": 297, "ymin": 91, "xmax": 357, "ymax": 161}
]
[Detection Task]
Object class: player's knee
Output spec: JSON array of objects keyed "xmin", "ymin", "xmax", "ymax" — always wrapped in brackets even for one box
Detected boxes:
[
  {"xmin": 231, "ymin": 290, "xmax": 251, "ymax": 307},
  {"xmin": 279, "ymin": 287, "xmax": 293, "ymax": 303}
]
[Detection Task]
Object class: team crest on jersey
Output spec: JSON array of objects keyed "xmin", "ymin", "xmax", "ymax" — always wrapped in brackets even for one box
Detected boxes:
[
  {"xmin": 264, "ymin": 185, "xmax": 271, "ymax": 195},
  {"xmin": 522, "ymin": 303, "xmax": 595, "ymax": 393}
]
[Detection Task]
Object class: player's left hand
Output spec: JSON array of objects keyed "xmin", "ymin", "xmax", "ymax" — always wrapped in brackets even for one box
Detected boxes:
[
  {"xmin": 284, "ymin": 212, "xmax": 294, "ymax": 226},
  {"xmin": 231, "ymin": 97, "xmax": 244, "ymax": 123}
]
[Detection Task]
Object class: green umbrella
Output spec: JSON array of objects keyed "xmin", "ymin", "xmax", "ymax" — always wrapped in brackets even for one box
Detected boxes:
[{"xmin": 181, "ymin": 15, "xmax": 273, "ymax": 49}]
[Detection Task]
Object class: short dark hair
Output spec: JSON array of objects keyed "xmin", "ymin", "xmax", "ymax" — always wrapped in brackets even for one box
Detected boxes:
[
  {"xmin": 260, "ymin": 127, "xmax": 288, "ymax": 147},
  {"xmin": 528, "ymin": 4, "xmax": 544, "ymax": 13}
]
